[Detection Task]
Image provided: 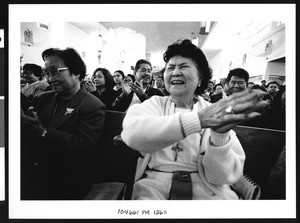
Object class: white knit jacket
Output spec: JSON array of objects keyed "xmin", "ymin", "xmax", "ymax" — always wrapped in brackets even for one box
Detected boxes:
[{"xmin": 121, "ymin": 95, "xmax": 245, "ymax": 199}]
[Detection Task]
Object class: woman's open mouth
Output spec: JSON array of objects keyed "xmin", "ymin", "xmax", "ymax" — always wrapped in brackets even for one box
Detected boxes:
[{"xmin": 171, "ymin": 80, "xmax": 185, "ymax": 85}]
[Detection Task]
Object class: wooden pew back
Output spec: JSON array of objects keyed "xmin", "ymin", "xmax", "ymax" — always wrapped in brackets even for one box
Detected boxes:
[{"xmin": 233, "ymin": 125, "xmax": 285, "ymax": 198}]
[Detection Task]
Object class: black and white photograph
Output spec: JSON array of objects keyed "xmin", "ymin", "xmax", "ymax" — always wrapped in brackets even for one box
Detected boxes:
[{"xmin": 3, "ymin": 3, "xmax": 297, "ymax": 221}]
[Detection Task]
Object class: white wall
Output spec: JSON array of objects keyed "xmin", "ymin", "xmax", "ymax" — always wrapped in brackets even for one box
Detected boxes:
[
  {"xmin": 205, "ymin": 22, "xmax": 285, "ymax": 84},
  {"xmin": 21, "ymin": 22, "xmax": 52, "ymax": 66},
  {"xmin": 21, "ymin": 22, "xmax": 102, "ymax": 76},
  {"xmin": 65, "ymin": 23, "xmax": 96, "ymax": 76}
]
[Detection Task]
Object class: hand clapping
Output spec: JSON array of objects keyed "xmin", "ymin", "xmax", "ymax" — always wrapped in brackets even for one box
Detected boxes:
[
  {"xmin": 129, "ymin": 81, "xmax": 145, "ymax": 97},
  {"xmin": 21, "ymin": 106, "xmax": 45, "ymax": 136},
  {"xmin": 198, "ymin": 89, "xmax": 269, "ymax": 133}
]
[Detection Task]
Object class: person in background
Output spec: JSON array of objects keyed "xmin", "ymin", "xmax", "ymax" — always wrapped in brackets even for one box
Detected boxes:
[
  {"xmin": 224, "ymin": 70, "xmax": 274, "ymax": 129},
  {"xmin": 121, "ymin": 39, "xmax": 268, "ymax": 200},
  {"xmin": 113, "ymin": 70, "xmax": 125, "ymax": 92},
  {"xmin": 264, "ymin": 81, "xmax": 279, "ymax": 105},
  {"xmin": 149, "ymin": 75, "xmax": 155, "ymax": 88},
  {"xmin": 82, "ymin": 76, "xmax": 96, "ymax": 93},
  {"xmin": 90, "ymin": 67, "xmax": 118, "ymax": 108},
  {"xmin": 125, "ymin": 74, "xmax": 136, "ymax": 84},
  {"xmin": 224, "ymin": 68, "xmax": 249, "ymax": 96},
  {"xmin": 156, "ymin": 68, "xmax": 170, "ymax": 96},
  {"xmin": 210, "ymin": 83, "xmax": 225, "ymax": 103},
  {"xmin": 265, "ymin": 84, "xmax": 285, "ymax": 130},
  {"xmin": 201, "ymin": 80, "xmax": 214, "ymax": 101},
  {"xmin": 247, "ymin": 82, "xmax": 254, "ymax": 89},
  {"xmin": 21, "ymin": 63, "xmax": 49, "ymax": 101},
  {"xmin": 111, "ymin": 59, "xmax": 164, "ymax": 112},
  {"xmin": 21, "ymin": 47, "xmax": 105, "ymax": 200},
  {"xmin": 261, "ymin": 80, "xmax": 268, "ymax": 91}
]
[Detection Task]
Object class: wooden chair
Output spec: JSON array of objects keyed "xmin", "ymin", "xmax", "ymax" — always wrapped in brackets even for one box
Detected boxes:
[
  {"xmin": 85, "ymin": 110, "xmax": 141, "ymax": 200},
  {"xmin": 233, "ymin": 125, "xmax": 286, "ymax": 199}
]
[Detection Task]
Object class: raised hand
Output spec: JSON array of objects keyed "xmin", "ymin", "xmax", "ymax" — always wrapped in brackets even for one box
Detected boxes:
[
  {"xmin": 198, "ymin": 89, "xmax": 269, "ymax": 133},
  {"xmin": 129, "ymin": 81, "xmax": 145, "ymax": 97},
  {"xmin": 21, "ymin": 106, "xmax": 46, "ymax": 136}
]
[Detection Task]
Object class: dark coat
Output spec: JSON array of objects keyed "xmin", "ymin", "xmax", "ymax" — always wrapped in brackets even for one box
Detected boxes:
[
  {"xmin": 21, "ymin": 87, "xmax": 105, "ymax": 199},
  {"xmin": 91, "ymin": 88, "xmax": 118, "ymax": 109},
  {"xmin": 111, "ymin": 86, "xmax": 165, "ymax": 112}
]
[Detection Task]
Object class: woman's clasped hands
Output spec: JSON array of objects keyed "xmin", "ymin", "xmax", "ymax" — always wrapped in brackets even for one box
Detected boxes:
[{"xmin": 198, "ymin": 89, "xmax": 269, "ymax": 133}]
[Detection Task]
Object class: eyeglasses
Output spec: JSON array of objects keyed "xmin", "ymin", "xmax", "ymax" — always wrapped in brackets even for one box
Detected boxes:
[
  {"xmin": 229, "ymin": 80, "xmax": 246, "ymax": 86},
  {"xmin": 42, "ymin": 67, "xmax": 69, "ymax": 78}
]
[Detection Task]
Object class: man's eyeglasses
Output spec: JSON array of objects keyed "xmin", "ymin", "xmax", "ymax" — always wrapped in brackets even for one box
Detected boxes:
[
  {"xmin": 42, "ymin": 67, "xmax": 69, "ymax": 78},
  {"xmin": 229, "ymin": 80, "xmax": 246, "ymax": 86}
]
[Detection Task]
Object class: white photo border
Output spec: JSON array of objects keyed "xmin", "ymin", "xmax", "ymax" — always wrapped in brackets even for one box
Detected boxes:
[{"xmin": 9, "ymin": 3, "xmax": 296, "ymax": 219}]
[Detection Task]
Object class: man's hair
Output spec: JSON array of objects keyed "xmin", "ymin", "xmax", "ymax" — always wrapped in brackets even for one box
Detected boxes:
[
  {"xmin": 134, "ymin": 59, "xmax": 152, "ymax": 73},
  {"xmin": 226, "ymin": 68, "xmax": 249, "ymax": 84},
  {"xmin": 42, "ymin": 47, "xmax": 86, "ymax": 81},
  {"xmin": 23, "ymin": 63, "xmax": 42, "ymax": 79},
  {"xmin": 267, "ymin": 81, "xmax": 279, "ymax": 88},
  {"xmin": 163, "ymin": 39, "xmax": 212, "ymax": 94}
]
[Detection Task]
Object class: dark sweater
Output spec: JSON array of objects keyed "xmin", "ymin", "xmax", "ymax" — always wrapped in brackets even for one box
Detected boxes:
[{"xmin": 111, "ymin": 86, "xmax": 165, "ymax": 112}]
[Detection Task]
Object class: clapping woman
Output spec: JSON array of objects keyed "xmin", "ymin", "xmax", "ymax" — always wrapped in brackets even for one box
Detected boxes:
[{"xmin": 121, "ymin": 39, "xmax": 268, "ymax": 200}]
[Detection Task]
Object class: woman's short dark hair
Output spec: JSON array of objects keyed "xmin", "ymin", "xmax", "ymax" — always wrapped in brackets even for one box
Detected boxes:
[
  {"xmin": 113, "ymin": 70, "xmax": 125, "ymax": 79},
  {"xmin": 23, "ymin": 63, "xmax": 42, "ymax": 79},
  {"xmin": 42, "ymin": 47, "xmax": 86, "ymax": 81},
  {"xmin": 92, "ymin": 67, "xmax": 115, "ymax": 89},
  {"xmin": 163, "ymin": 39, "xmax": 212, "ymax": 94}
]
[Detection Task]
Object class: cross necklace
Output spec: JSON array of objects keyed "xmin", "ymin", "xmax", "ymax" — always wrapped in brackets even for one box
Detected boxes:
[
  {"xmin": 171, "ymin": 143, "xmax": 183, "ymax": 161},
  {"xmin": 169, "ymin": 99, "xmax": 205, "ymax": 162}
]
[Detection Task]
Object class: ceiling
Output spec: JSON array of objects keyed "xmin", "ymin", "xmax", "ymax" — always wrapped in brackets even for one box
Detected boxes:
[{"xmin": 71, "ymin": 21, "xmax": 213, "ymax": 56}]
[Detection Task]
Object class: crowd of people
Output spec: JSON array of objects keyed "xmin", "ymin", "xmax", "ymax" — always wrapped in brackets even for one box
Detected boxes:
[
  {"xmin": 199, "ymin": 68, "xmax": 285, "ymax": 130},
  {"xmin": 20, "ymin": 39, "xmax": 285, "ymax": 200}
]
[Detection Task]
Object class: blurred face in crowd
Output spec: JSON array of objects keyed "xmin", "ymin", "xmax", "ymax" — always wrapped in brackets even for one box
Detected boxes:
[
  {"xmin": 267, "ymin": 83, "xmax": 278, "ymax": 95},
  {"xmin": 227, "ymin": 76, "xmax": 247, "ymax": 95},
  {"xmin": 207, "ymin": 82, "xmax": 214, "ymax": 92},
  {"xmin": 215, "ymin": 85, "xmax": 223, "ymax": 94},
  {"xmin": 164, "ymin": 55, "xmax": 201, "ymax": 100},
  {"xmin": 124, "ymin": 76, "xmax": 134, "ymax": 84},
  {"xmin": 22, "ymin": 69, "xmax": 39, "ymax": 84},
  {"xmin": 135, "ymin": 63, "xmax": 152, "ymax": 87},
  {"xmin": 261, "ymin": 80, "xmax": 266, "ymax": 87},
  {"xmin": 156, "ymin": 77, "xmax": 164, "ymax": 88},
  {"xmin": 247, "ymin": 82, "xmax": 254, "ymax": 89},
  {"xmin": 44, "ymin": 55, "xmax": 80, "ymax": 95},
  {"xmin": 113, "ymin": 72, "xmax": 123, "ymax": 85},
  {"xmin": 93, "ymin": 71, "xmax": 105, "ymax": 88}
]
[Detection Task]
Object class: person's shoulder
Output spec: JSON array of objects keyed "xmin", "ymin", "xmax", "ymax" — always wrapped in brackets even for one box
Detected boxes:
[
  {"xmin": 148, "ymin": 86, "xmax": 165, "ymax": 96},
  {"xmin": 84, "ymin": 91, "xmax": 104, "ymax": 106},
  {"xmin": 146, "ymin": 95, "xmax": 169, "ymax": 106},
  {"xmin": 36, "ymin": 89, "xmax": 55, "ymax": 98},
  {"xmin": 32, "ymin": 90, "xmax": 55, "ymax": 105}
]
